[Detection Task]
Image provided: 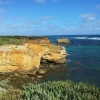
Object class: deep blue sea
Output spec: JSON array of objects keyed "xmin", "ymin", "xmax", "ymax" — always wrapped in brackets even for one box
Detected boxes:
[{"xmin": 39, "ymin": 35, "xmax": 100, "ymax": 87}]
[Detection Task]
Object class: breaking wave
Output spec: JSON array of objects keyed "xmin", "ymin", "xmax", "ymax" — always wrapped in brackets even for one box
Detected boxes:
[{"xmin": 74, "ymin": 37, "xmax": 100, "ymax": 40}]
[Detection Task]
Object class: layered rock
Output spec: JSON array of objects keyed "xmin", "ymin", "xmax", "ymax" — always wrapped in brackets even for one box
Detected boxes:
[
  {"xmin": 57, "ymin": 38, "xmax": 70, "ymax": 44},
  {"xmin": 0, "ymin": 43, "xmax": 66, "ymax": 73}
]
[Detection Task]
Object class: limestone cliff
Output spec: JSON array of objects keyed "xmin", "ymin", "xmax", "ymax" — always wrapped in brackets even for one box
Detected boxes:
[
  {"xmin": 57, "ymin": 38, "xmax": 70, "ymax": 44},
  {"xmin": 41, "ymin": 44, "xmax": 66, "ymax": 63},
  {"xmin": 0, "ymin": 43, "xmax": 66, "ymax": 73},
  {"xmin": 0, "ymin": 44, "xmax": 46, "ymax": 72}
]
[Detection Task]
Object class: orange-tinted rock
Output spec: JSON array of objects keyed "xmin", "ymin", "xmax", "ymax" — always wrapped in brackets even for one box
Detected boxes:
[{"xmin": 27, "ymin": 38, "xmax": 50, "ymax": 44}]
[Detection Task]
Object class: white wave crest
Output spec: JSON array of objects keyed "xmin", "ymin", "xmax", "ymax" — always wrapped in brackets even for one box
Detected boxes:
[
  {"xmin": 89, "ymin": 37, "xmax": 100, "ymax": 40},
  {"xmin": 74, "ymin": 37, "xmax": 100, "ymax": 40}
]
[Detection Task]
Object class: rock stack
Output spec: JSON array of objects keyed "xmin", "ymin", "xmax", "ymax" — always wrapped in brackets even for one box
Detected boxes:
[{"xmin": 57, "ymin": 38, "xmax": 70, "ymax": 44}]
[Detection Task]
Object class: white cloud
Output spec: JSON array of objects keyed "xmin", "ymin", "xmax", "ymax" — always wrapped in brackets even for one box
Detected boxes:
[
  {"xmin": 78, "ymin": 13, "xmax": 97, "ymax": 22},
  {"xmin": 78, "ymin": 18, "xmax": 100, "ymax": 32},
  {"xmin": 78, "ymin": 13, "xmax": 97, "ymax": 18},
  {"xmin": 22, "ymin": 15, "xmax": 54, "ymax": 25},
  {"xmin": 79, "ymin": 14, "xmax": 89, "ymax": 18},
  {"xmin": 87, "ymin": 17, "xmax": 96, "ymax": 21},
  {"xmin": 1, "ymin": 12, "xmax": 100, "ymax": 35},
  {"xmin": 78, "ymin": 13, "xmax": 100, "ymax": 32},
  {"xmin": 95, "ymin": 4, "xmax": 100, "ymax": 9},
  {"xmin": 0, "ymin": 8, "xmax": 5, "ymax": 13}
]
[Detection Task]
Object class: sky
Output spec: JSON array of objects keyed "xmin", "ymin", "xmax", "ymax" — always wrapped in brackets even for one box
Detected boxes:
[{"xmin": 0, "ymin": 0, "xmax": 100, "ymax": 35}]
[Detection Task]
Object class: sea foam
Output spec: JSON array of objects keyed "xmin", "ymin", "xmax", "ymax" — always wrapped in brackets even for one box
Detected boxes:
[{"xmin": 74, "ymin": 37, "xmax": 100, "ymax": 40}]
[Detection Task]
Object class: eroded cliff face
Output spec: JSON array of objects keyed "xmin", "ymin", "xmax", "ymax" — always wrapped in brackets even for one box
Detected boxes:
[
  {"xmin": 41, "ymin": 44, "xmax": 66, "ymax": 63},
  {"xmin": 0, "ymin": 43, "xmax": 66, "ymax": 73}
]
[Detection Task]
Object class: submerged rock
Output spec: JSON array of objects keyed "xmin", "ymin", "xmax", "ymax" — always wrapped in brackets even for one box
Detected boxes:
[
  {"xmin": 38, "ymin": 69, "xmax": 45, "ymax": 74},
  {"xmin": 37, "ymin": 75, "xmax": 43, "ymax": 78}
]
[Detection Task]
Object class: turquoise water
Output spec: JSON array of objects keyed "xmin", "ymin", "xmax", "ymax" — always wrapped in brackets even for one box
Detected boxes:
[
  {"xmin": 39, "ymin": 35, "xmax": 100, "ymax": 87},
  {"xmin": 66, "ymin": 45, "xmax": 100, "ymax": 86},
  {"xmin": 67, "ymin": 45, "xmax": 100, "ymax": 70}
]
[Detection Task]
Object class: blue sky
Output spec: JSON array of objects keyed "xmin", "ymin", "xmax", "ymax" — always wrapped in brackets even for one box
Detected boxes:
[{"xmin": 0, "ymin": 0, "xmax": 100, "ymax": 35}]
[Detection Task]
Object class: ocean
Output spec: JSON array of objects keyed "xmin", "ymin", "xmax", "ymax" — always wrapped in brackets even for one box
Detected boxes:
[{"xmin": 39, "ymin": 35, "xmax": 100, "ymax": 87}]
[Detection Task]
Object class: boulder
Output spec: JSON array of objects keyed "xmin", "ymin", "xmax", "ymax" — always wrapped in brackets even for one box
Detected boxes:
[
  {"xmin": 37, "ymin": 75, "xmax": 43, "ymax": 78},
  {"xmin": 38, "ymin": 69, "xmax": 45, "ymax": 74},
  {"xmin": 57, "ymin": 38, "xmax": 70, "ymax": 44}
]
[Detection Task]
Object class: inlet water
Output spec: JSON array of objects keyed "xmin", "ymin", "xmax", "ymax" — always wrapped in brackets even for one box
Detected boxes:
[{"xmin": 38, "ymin": 35, "xmax": 100, "ymax": 87}]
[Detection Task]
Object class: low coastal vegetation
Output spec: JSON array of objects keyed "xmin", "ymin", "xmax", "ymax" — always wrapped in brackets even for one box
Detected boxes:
[
  {"xmin": 0, "ymin": 79, "xmax": 100, "ymax": 100},
  {"xmin": 0, "ymin": 36, "xmax": 28, "ymax": 45},
  {"xmin": 0, "ymin": 36, "xmax": 47, "ymax": 45}
]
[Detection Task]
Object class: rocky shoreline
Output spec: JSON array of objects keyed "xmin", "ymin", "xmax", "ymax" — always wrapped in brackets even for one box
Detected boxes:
[{"xmin": 0, "ymin": 37, "xmax": 67, "ymax": 88}]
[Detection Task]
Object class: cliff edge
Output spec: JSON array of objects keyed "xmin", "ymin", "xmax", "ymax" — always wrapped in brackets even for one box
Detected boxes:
[{"xmin": 0, "ymin": 43, "xmax": 66, "ymax": 73}]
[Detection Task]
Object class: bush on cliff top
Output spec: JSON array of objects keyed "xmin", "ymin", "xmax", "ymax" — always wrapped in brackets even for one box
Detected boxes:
[{"xmin": 0, "ymin": 80, "xmax": 100, "ymax": 100}]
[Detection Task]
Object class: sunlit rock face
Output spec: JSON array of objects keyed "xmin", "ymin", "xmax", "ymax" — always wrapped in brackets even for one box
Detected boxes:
[
  {"xmin": 0, "ymin": 43, "xmax": 66, "ymax": 73},
  {"xmin": 57, "ymin": 38, "xmax": 70, "ymax": 44},
  {"xmin": 41, "ymin": 44, "xmax": 67, "ymax": 63},
  {"xmin": 0, "ymin": 44, "xmax": 46, "ymax": 72}
]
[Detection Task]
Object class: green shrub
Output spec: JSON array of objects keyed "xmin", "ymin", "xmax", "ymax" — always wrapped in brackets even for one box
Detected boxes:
[
  {"xmin": 0, "ymin": 79, "xmax": 23, "ymax": 100},
  {"xmin": 0, "ymin": 36, "xmax": 28, "ymax": 45},
  {"xmin": 0, "ymin": 89, "xmax": 23, "ymax": 100},
  {"xmin": 0, "ymin": 36, "xmax": 47, "ymax": 45},
  {"xmin": 0, "ymin": 79, "xmax": 9, "ymax": 89},
  {"xmin": 0, "ymin": 80, "xmax": 100, "ymax": 100},
  {"xmin": 23, "ymin": 80, "xmax": 100, "ymax": 100}
]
